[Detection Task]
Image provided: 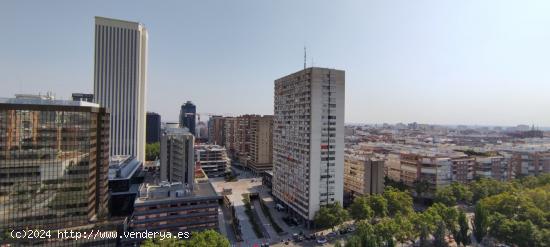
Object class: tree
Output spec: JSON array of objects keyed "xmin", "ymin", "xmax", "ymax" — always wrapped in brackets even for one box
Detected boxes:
[
  {"xmin": 433, "ymin": 221, "xmax": 449, "ymax": 247},
  {"xmin": 185, "ymin": 230, "xmax": 230, "ymax": 247},
  {"xmin": 393, "ymin": 214, "xmax": 415, "ymax": 245},
  {"xmin": 349, "ymin": 196, "xmax": 374, "ymax": 221},
  {"xmin": 413, "ymin": 179, "xmax": 430, "ymax": 199},
  {"xmin": 383, "ymin": 187, "xmax": 413, "ymax": 216},
  {"xmin": 457, "ymin": 210, "xmax": 470, "ymax": 246},
  {"xmin": 314, "ymin": 202, "xmax": 349, "ymax": 230},
  {"xmin": 430, "ymin": 203, "xmax": 459, "ymax": 239},
  {"xmin": 473, "ymin": 203, "xmax": 488, "ymax": 242},
  {"xmin": 412, "ymin": 210, "xmax": 442, "ymax": 247},
  {"xmin": 141, "ymin": 230, "xmax": 230, "ymax": 247},
  {"xmin": 374, "ymin": 218, "xmax": 398, "ymax": 247},
  {"xmin": 366, "ymin": 194, "xmax": 388, "ymax": 218},
  {"xmin": 146, "ymin": 142, "xmax": 160, "ymax": 161}
]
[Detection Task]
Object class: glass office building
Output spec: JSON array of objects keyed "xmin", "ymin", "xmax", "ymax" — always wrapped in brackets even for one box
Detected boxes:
[{"xmin": 0, "ymin": 96, "xmax": 111, "ymax": 245}]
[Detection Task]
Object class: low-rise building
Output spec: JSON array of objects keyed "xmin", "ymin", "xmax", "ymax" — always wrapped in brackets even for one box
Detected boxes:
[
  {"xmin": 195, "ymin": 145, "xmax": 230, "ymax": 177},
  {"xmin": 108, "ymin": 155, "xmax": 144, "ymax": 217},
  {"xmin": 128, "ymin": 182, "xmax": 222, "ymax": 244}
]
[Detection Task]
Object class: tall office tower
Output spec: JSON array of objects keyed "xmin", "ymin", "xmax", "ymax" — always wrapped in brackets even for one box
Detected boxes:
[
  {"xmin": 272, "ymin": 67, "xmax": 345, "ymax": 226},
  {"xmin": 179, "ymin": 101, "xmax": 196, "ymax": 135},
  {"xmin": 146, "ymin": 112, "xmax": 161, "ymax": 144},
  {"xmin": 94, "ymin": 16, "xmax": 148, "ymax": 162},
  {"xmin": 160, "ymin": 123, "xmax": 195, "ymax": 189},
  {"xmin": 0, "ymin": 96, "xmax": 111, "ymax": 245},
  {"xmin": 208, "ymin": 116, "xmax": 226, "ymax": 145},
  {"xmin": 248, "ymin": 115, "xmax": 274, "ymax": 173}
]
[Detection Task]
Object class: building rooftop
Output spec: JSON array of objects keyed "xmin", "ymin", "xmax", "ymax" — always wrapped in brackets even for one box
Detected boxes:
[
  {"xmin": 0, "ymin": 94, "xmax": 100, "ymax": 108},
  {"xmin": 136, "ymin": 182, "xmax": 219, "ymax": 204},
  {"xmin": 109, "ymin": 155, "xmax": 142, "ymax": 180}
]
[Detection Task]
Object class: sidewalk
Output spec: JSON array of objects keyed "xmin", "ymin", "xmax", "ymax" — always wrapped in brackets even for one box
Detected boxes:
[{"xmin": 252, "ymin": 198, "xmax": 280, "ymax": 243}]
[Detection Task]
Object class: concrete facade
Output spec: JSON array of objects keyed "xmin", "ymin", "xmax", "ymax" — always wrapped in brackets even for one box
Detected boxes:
[{"xmin": 272, "ymin": 67, "xmax": 345, "ymax": 223}]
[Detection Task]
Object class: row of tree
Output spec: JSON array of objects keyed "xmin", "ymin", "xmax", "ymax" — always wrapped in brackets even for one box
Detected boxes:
[
  {"xmin": 314, "ymin": 187, "xmax": 469, "ymax": 246},
  {"xmin": 141, "ymin": 230, "xmax": 230, "ymax": 247},
  {"xmin": 471, "ymin": 174, "xmax": 550, "ymax": 247},
  {"xmin": 315, "ymin": 174, "xmax": 550, "ymax": 247}
]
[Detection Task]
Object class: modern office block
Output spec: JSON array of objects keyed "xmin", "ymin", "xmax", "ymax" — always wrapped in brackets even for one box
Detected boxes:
[
  {"xmin": 179, "ymin": 101, "xmax": 196, "ymax": 135},
  {"xmin": 0, "ymin": 96, "xmax": 111, "ymax": 245},
  {"xmin": 128, "ymin": 182, "xmax": 221, "ymax": 244},
  {"xmin": 160, "ymin": 123, "xmax": 195, "ymax": 189},
  {"xmin": 272, "ymin": 67, "xmax": 345, "ymax": 225},
  {"xmin": 108, "ymin": 155, "xmax": 144, "ymax": 217},
  {"xmin": 195, "ymin": 144, "xmax": 230, "ymax": 177},
  {"xmin": 94, "ymin": 16, "xmax": 148, "ymax": 162},
  {"xmin": 146, "ymin": 112, "xmax": 161, "ymax": 144}
]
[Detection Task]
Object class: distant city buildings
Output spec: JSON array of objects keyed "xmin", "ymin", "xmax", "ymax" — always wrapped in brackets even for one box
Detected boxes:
[
  {"xmin": 179, "ymin": 101, "xmax": 196, "ymax": 135},
  {"xmin": 146, "ymin": 112, "xmax": 161, "ymax": 144},
  {"xmin": 195, "ymin": 144, "xmax": 230, "ymax": 177},
  {"xmin": 94, "ymin": 16, "xmax": 148, "ymax": 162},
  {"xmin": 71, "ymin": 93, "xmax": 94, "ymax": 102},
  {"xmin": 222, "ymin": 115, "xmax": 273, "ymax": 173},
  {"xmin": 344, "ymin": 151, "xmax": 384, "ymax": 205},
  {"xmin": 0, "ymin": 96, "xmax": 112, "ymax": 245},
  {"xmin": 272, "ymin": 67, "xmax": 345, "ymax": 226},
  {"xmin": 160, "ymin": 123, "xmax": 195, "ymax": 189}
]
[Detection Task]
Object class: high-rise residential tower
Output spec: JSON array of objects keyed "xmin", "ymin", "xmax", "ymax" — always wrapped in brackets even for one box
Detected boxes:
[
  {"xmin": 94, "ymin": 16, "xmax": 148, "ymax": 162},
  {"xmin": 272, "ymin": 67, "xmax": 345, "ymax": 226},
  {"xmin": 179, "ymin": 101, "xmax": 196, "ymax": 135}
]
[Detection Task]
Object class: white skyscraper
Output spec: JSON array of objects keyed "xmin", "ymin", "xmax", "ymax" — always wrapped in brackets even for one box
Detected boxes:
[
  {"xmin": 272, "ymin": 67, "xmax": 345, "ymax": 226},
  {"xmin": 94, "ymin": 16, "xmax": 148, "ymax": 162}
]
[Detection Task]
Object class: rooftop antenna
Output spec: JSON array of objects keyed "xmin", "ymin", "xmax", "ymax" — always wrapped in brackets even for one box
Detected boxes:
[{"xmin": 304, "ymin": 46, "xmax": 307, "ymax": 70}]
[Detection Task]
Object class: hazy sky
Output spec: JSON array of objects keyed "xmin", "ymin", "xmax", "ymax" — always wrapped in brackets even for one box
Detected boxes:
[{"xmin": 1, "ymin": 0, "xmax": 550, "ymax": 126}]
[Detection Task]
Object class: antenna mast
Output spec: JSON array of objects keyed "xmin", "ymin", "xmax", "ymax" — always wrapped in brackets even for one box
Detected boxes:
[{"xmin": 304, "ymin": 46, "xmax": 307, "ymax": 70}]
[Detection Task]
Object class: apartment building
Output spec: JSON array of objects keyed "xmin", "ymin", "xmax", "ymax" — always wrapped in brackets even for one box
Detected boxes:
[
  {"xmin": 344, "ymin": 151, "xmax": 384, "ymax": 205},
  {"xmin": 248, "ymin": 115, "xmax": 273, "ymax": 173},
  {"xmin": 208, "ymin": 115, "xmax": 226, "ymax": 146},
  {"xmin": 222, "ymin": 115, "xmax": 273, "ymax": 173},
  {"xmin": 475, "ymin": 155, "xmax": 513, "ymax": 181},
  {"xmin": 510, "ymin": 151, "xmax": 550, "ymax": 176},
  {"xmin": 451, "ymin": 156, "xmax": 475, "ymax": 183},
  {"xmin": 272, "ymin": 67, "xmax": 345, "ymax": 226}
]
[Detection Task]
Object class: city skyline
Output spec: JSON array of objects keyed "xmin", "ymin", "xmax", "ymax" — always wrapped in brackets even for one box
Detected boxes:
[{"xmin": 1, "ymin": 0, "xmax": 550, "ymax": 126}]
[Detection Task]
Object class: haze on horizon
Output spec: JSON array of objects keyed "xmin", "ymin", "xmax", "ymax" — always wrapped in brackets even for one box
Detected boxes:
[{"xmin": 1, "ymin": 0, "xmax": 549, "ymax": 126}]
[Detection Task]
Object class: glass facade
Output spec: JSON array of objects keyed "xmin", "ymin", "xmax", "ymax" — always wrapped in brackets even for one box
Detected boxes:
[{"xmin": 0, "ymin": 103, "xmax": 110, "ymax": 244}]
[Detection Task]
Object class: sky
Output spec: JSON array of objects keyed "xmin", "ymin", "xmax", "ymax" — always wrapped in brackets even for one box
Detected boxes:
[{"xmin": 1, "ymin": 0, "xmax": 550, "ymax": 126}]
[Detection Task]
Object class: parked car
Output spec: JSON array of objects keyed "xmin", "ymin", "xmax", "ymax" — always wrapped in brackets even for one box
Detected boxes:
[
  {"xmin": 326, "ymin": 232, "xmax": 337, "ymax": 238},
  {"xmin": 275, "ymin": 203, "xmax": 285, "ymax": 211},
  {"xmin": 316, "ymin": 237, "xmax": 328, "ymax": 244}
]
